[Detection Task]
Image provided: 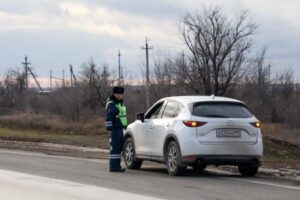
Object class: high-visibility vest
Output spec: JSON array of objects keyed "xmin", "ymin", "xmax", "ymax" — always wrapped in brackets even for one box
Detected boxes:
[{"xmin": 105, "ymin": 101, "xmax": 128, "ymax": 127}]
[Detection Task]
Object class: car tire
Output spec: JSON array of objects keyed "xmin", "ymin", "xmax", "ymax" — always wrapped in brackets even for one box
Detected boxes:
[
  {"xmin": 123, "ymin": 137, "xmax": 142, "ymax": 169},
  {"xmin": 238, "ymin": 165, "xmax": 259, "ymax": 177},
  {"xmin": 166, "ymin": 141, "xmax": 185, "ymax": 176}
]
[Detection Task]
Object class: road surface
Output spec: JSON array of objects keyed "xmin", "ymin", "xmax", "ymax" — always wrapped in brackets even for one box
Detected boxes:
[{"xmin": 0, "ymin": 149, "xmax": 299, "ymax": 200}]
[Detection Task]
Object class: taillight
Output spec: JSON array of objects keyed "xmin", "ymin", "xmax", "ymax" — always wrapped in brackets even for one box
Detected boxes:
[
  {"xmin": 182, "ymin": 121, "xmax": 207, "ymax": 127},
  {"xmin": 250, "ymin": 121, "xmax": 261, "ymax": 128}
]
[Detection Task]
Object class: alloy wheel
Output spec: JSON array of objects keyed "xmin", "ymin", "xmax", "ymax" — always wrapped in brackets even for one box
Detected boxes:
[
  {"xmin": 125, "ymin": 141, "xmax": 134, "ymax": 166},
  {"xmin": 168, "ymin": 145, "xmax": 177, "ymax": 172}
]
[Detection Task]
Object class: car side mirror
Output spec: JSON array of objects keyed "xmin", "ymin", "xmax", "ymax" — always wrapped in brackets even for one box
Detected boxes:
[{"xmin": 136, "ymin": 113, "xmax": 145, "ymax": 123}]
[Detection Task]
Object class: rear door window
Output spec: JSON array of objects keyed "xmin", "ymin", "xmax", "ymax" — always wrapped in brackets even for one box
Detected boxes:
[
  {"xmin": 162, "ymin": 101, "xmax": 183, "ymax": 118},
  {"xmin": 192, "ymin": 102, "xmax": 253, "ymax": 118}
]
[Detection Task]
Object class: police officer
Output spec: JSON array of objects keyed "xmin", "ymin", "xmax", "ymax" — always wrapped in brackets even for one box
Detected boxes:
[{"xmin": 105, "ymin": 86, "xmax": 128, "ymax": 172}]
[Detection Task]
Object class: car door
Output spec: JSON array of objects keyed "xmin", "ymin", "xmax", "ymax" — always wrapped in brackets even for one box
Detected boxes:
[
  {"xmin": 134, "ymin": 101, "xmax": 165, "ymax": 157},
  {"xmin": 151, "ymin": 100, "xmax": 183, "ymax": 158}
]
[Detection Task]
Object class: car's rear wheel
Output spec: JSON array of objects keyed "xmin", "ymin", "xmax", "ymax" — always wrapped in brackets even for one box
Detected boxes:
[
  {"xmin": 238, "ymin": 165, "xmax": 259, "ymax": 177},
  {"xmin": 124, "ymin": 137, "xmax": 142, "ymax": 169},
  {"xmin": 166, "ymin": 141, "xmax": 185, "ymax": 176}
]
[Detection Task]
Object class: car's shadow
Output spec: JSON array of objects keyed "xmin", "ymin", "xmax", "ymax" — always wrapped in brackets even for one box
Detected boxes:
[{"xmin": 138, "ymin": 166, "xmax": 244, "ymax": 178}]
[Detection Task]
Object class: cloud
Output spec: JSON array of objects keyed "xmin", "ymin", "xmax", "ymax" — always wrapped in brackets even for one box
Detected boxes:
[
  {"xmin": 0, "ymin": 0, "xmax": 300, "ymax": 79},
  {"xmin": 59, "ymin": 2, "xmax": 90, "ymax": 15}
]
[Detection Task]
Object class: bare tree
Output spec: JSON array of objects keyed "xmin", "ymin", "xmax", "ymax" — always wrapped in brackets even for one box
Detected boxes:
[
  {"xmin": 81, "ymin": 59, "xmax": 112, "ymax": 111},
  {"xmin": 150, "ymin": 56, "xmax": 175, "ymax": 98},
  {"xmin": 174, "ymin": 53, "xmax": 203, "ymax": 94},
  {"xmin": 239, "ymin": 47, "xmax": 272, "ymax": 120},
  {"xmin": 0, "ymin": 69, "xmax": 27, "ymax": 111},
  {"xmin": 179, "ymin": 6, "xmax": 257, "ymax": 95}
]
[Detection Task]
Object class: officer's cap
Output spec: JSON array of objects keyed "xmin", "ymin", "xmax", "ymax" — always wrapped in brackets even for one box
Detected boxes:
[{"xmin": 113, "ymin": 86, "xmax": 124, "ymax": 94}]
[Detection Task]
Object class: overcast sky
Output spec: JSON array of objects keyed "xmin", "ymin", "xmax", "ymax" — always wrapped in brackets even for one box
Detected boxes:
[{"xmin": 1, "ymin": 0, "xmax": 300, "ymax": 86}]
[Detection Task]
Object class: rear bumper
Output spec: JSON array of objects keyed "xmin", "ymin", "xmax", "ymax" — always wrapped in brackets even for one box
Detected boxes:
[{"xmin": 182, "ymin": 155, "xmax": 262, "ymax": 167}]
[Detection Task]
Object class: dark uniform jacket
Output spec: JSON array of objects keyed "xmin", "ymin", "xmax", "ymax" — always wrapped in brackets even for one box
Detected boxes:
[{"xmin": 105, "ymin": 95, "xmax": 124, "ymax": 130}]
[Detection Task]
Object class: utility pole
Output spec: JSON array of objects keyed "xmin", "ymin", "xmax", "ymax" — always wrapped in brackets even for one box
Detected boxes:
[
  {"xmin": 22, "ymin": 56, "xmax": 30, "ymax": 111},
  {"xmin": 22, "ymin": 56, "xmax": 30, "ymax": 89},
  {"xmin": 62, "ymin": 69, "xmax": 65, "ymax": 87},
  {"xmin": 50, "ymin": 70, "xmax": 65, "ymax": 89},
  {"xmin": 118, "ymin": 50, "xmax": 123, "ymax": 86},
  {"xmin": 70, "ymin": 65, "xmax": 78, "ymax": 88},
  {"xmin": 70, "ymin": 66, "xmax": 73, "ymax": 87},
  {"xmin": 141, "ymin": 37, "xmax": 153, "ymax": 109},
  {"xmin": 21, "ymin": 56, "xmax": 44, "ymax": 94},
  {"xmin": 27, "ymin": 67, "xmax": 44, "ymax": 93},
  {"xmin": 50, "ymin": 70, "xmax": 53, "ymax": 91}
]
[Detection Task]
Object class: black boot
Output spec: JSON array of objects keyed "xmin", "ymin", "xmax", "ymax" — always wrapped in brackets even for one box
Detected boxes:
[{"xmin": 110, "ymin": 167, "xmax": 126, "ymax": 172}]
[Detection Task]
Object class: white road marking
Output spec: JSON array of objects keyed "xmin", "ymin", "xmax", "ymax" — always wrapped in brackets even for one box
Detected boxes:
[
  {"xmin": 0, "ymin": 169, "xmax": 165, "ymax": 200},
  {"xmin": 222, "ymin": 177, "xmax": 300, "ymax": 191},
  {"xmin": 207, "ymin": 168, "xmax": 300, "ymax": 190}
]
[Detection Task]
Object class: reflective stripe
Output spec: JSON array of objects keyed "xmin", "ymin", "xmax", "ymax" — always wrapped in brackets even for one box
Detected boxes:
[
  {"xmin": 105, "ymin": 101, "xmax": 113, "ymax": 110},
  {"xmin": 109, "ymin": 154, "xmax": 121, "ymax": 159},
  {"xmin": 109, "ymin": 155, "xmax": 121, "ymax": 159},
  {"xmin": 110, "ymin": 154, "xmax": 121, "ymax": 157},
  {"xmin": 105, "ymin": 121, "xmax": 112, "ymax": 128}
]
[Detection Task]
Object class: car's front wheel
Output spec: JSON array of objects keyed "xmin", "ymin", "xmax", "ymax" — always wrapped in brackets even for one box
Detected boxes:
[
  {"xmin": 166, "ymin": 141, "xmax": 185, "ymax": 176},
  {"xmin": 123, "ymin": 137, "xmax": 142, "ymax": 169},
  {"xmin": 238, "ymin": 165, "xmax": 259, "ymax": 177}
]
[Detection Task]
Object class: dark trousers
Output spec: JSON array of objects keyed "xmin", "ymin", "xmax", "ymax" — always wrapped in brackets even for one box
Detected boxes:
[{"xmin": 109, "ymin": 128, "xmax": 124, "ymax": 170}]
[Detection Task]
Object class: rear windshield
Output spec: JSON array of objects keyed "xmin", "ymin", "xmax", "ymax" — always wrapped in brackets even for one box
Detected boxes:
[{"xmin": 191, "ymin": 102, "xmax": 253, "ymax": 118}]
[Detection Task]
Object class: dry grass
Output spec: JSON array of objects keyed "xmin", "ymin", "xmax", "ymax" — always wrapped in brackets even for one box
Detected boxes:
[
  {"xmin": 261, "ymin": 123, "xmax": 300, "ymax": 169},
  {"xmin": 0, "ymin": 127, "xmax": 109, "ymax": 148},
  {"xmin": 0, "ymin": 113, "xmax": 109, "ymax": 149},
  {"xmin": 0, "ymin": 113, "xmax": 106, "ymax": 135},
  {"xmin": 261, "ymin": 123, "xmax": 300, "ymax": 146}
]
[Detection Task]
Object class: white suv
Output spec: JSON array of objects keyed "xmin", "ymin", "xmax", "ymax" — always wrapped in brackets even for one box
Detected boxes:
[{"xmin": 123, "ymin": 96, "xmax": 263, "ymax": 176}]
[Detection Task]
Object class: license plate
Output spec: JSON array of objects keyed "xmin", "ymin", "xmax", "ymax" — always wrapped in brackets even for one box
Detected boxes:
[{"xmin": 216, "ymin": 129, "xmax": 241, "ymax": 137}]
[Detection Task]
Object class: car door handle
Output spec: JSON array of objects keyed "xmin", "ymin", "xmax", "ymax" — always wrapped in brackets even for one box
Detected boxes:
[{"xmin": 166, "ymin": 124, "xmax": 170, "ymax": 127}]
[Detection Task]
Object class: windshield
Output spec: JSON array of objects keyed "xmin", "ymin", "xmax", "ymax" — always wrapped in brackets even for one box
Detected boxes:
[{"xmin": 191, "ymin": 102, "xmax": 253, "ymax": 118}]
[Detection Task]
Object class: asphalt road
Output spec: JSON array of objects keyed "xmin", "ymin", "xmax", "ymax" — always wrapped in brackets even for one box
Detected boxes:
[{"xmin": 0, "ymin": 149, "xmax": 299, "ymax": 200}]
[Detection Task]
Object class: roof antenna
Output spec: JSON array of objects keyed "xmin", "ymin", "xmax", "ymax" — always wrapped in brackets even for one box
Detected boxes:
[{"xmin": 210, "ymin": 94, "xmax": 215, "ymax": 99}]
